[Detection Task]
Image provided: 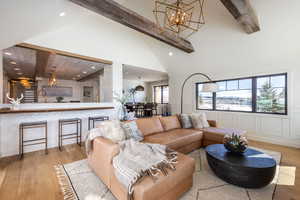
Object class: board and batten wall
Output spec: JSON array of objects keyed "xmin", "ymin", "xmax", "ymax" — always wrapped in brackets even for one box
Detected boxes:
[{"xmin": 169, "ymin": 69, "xmax": 300, "ymax": 148}]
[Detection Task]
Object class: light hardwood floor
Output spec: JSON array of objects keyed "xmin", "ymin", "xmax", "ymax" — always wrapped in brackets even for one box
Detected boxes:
[{"xmin": 0, "ymin": 141, "xmax": 299, "ymax": 200}]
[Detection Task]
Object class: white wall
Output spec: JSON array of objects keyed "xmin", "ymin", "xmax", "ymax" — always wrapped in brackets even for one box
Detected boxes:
[
  {"xmin": 1, "ymin": 0, "xmax": 299, "ymax": 148},
  {"xmin": 37, "ymin": 78, "xmax": 99, "ymax": 103},
  {"xmin": 123, "ymin": 79, "xmax": 147, "ymax": 103},
  {"xmin": 23, "ymin": 3, "xmax": 166, "ymax": 73},
  {"xmin": 165, "ymin": 0, "xmax": 300, "ymax": 147}
]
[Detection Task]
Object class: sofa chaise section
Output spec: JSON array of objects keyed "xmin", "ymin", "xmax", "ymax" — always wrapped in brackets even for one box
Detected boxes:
[{"xmin": 88, "ymin": 136, "xmax": 195, "ymax": 200}]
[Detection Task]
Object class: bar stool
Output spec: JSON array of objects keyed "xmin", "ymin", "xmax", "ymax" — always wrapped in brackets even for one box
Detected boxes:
[
  {"xmin": 88, "ymin": 116, "xmax": 109, "ymax": 130},
  {"xmin": 19, "ymin": 121, "xmax": 48, "ymax": 159},
  {"xmin": 58, "ymin": 118, "xmax": 82, "ymax": 151}
]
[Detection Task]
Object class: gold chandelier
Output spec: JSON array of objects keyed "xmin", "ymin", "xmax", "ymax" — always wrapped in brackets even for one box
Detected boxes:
[
  {"xmin": 153, "ymin": 0, "xmax": 205, "ymax": 38},
  {"xmin": 48, "ymin": 72, "xmax": 57, "ymax": 87}
]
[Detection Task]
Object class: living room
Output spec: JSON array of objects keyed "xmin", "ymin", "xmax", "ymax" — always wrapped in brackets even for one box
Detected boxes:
[{"xmin": 0, "ymin": 0, "xmax": 299, "ymax": 200}]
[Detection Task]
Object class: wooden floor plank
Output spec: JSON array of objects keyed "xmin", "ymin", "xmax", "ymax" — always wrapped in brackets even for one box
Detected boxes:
[{"xmin": 0, "ymin": 141, "xmax": 299, "ymax": 200}]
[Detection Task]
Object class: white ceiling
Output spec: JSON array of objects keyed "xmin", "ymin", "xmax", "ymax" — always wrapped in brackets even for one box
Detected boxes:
[{"xmin": 123, "ymin": 65, "xmax": 168, "ymax": 82}]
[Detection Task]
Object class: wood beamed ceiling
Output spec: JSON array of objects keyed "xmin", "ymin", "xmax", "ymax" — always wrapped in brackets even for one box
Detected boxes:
[{"xmin": 69, "ymin": 0, "xmax": 260, "ymax": 54}]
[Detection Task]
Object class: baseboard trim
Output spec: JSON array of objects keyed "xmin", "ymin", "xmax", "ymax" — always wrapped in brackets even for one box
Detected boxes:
[{"xmin": 247, "ymin": 134, "xmax": 300, "ymax": 148}]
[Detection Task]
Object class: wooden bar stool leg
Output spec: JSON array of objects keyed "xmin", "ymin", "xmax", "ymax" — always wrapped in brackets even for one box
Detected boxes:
[
  {"xmin": 45, "ymin": 123, "xmax": 48, "ymax": 154},
  {"xmin": 76, "ymin": 121, "xmax": 79, "ymax": 145},
  {"xmin": 59, "ymin": 122, "xmax": 62, "ymax": 151},
  {"xmin": 19, "ymin": 125, "xmax": 22, "ymax": 159},
  {"xmin": 79, "ymin": 119, "xmax": 82, "ymax": 146}
]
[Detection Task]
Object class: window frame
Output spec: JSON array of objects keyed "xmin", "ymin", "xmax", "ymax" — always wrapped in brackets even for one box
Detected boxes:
[
  {"xmin": 154, "ymin": 85, "xmax": 169, "ymax": 104},
  {"xmin": 196, "ymin": 73, "xmax": 288, "ymax": 115}
]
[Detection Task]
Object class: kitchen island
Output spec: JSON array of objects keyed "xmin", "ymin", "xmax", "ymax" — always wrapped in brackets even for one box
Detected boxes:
[{"xmin": 0, "ymin": 103, "xmax": 116, "ymax": 157}]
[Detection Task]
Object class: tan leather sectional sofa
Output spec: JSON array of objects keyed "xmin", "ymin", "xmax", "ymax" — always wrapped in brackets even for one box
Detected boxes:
[{"xmin": 88, "ymin": 115, "xmax": 246, "ymax": 200}]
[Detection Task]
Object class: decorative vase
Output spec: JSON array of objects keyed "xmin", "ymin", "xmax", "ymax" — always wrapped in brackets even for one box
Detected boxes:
[
  {"xmin": 223, "ymin": 133, "xmax": 248, "ymax": 155},
  {"xmin": 120, "ymin": 105, "xmax": 128, "ymax": 121}
]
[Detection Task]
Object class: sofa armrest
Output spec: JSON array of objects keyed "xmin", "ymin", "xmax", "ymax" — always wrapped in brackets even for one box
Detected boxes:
[
  {"xmin": 87, "ymin": 137, "xmax": 120, "ymax": 188},
  {"xmin": 208, "ymin": 120, "xmax": 217, "ymax": 127}
]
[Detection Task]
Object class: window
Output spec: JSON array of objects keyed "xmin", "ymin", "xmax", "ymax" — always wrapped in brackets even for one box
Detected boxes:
[
  {"xmin": 196, "ymin": 73, "xmax": 287, "ymax": 115},
  {"xmin": 256, "ymin": 75, "xmax": 286, "ymax": 114},
  {"xmin": 216, "ymin": 79, "xmax": 252, "ymax": 112},
  {"xmin": 154, "ymin": 85, "xmax": 169, "ymax": 104},
  {"xmin": 197, "ymin": 84, "xmax": 213, "ymax": 109}
]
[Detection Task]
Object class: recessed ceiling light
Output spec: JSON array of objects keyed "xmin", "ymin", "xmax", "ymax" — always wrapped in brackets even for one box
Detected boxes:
[
  {"xmin": 91, "ymin": 66, "xmax": 96, "ymax": 69},
  {"xmin": 4, "ymin": 52, "xmax": 12, "ymax": 56},
  {"xmin": 10, "ymin": 61, "xmax": 17, "ymax": 65},
  {"xmin": 168, "ymin": 52, "xmax": 173, "ymax": 56},
  {"xmin": 59, "ymin": 12, "xmax": 66, "ymax": 17},
  {"xmin": 17, "ymin": 72, "xmax": 23, "ymax": 75},
  {"xmin": 14, "ymin": 68, "xmax": 20, "ymax": 71},
  {"xmin": 82, "ymin": 71, "xmax": 87, "ymax": 74},
  {"xmin": 77, "ymin": 74, "xmax": 81, "ymax": 77}
]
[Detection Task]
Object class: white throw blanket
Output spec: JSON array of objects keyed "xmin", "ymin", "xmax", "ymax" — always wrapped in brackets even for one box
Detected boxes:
[
  {"xmin": 85, "ymin": 127, "xmax": 104, "ymax": 155},
  {"xmin": 85, "ymin": 124, "xmax": 178, "ymax": 200},
  {"xmin": 85, "ymin": 120, "xmax": 125, "ymax": 155},
  {"xmin": 113, "ymin": 139, "xmax": 178, "ymax": 199}
]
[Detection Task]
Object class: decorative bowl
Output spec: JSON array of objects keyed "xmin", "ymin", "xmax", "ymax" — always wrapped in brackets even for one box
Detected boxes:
[{"xmin": 223, "ymin": 133, "xmax": 248, "ymax": 155}]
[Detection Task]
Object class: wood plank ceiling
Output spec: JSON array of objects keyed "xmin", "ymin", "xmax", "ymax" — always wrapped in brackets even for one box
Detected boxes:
[{"xmin": 2, "ymin": 46, "xmax": 108, "ymax": 81}]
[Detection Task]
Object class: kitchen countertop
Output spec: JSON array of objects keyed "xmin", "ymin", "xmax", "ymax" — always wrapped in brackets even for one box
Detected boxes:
[{"xmin": 0, "ymin": 105, "xmax": 114, "ymax": 114}]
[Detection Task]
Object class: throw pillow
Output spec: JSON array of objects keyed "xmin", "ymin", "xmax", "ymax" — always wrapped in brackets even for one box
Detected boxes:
[
  {"xmin": 201, "ymin": 112, "xmax": 210, "ymax": 128},
  {"xmin": 190, "ymin": 113, "xmax": 204, "ymax": 129},
  {"xmin": 190, "ymin": 113, "xmax": 210, "ymax": 129},
  {"xmin": 121, "ymin": 121, "xmax": 144, "ymax": 141},
  {"xmin": 98, "ymin": 120, "xmax": 126, "ymax": 142},
  {"xmin": 179, "ymin": 114, "xmax": 193, "ymax": 128}
]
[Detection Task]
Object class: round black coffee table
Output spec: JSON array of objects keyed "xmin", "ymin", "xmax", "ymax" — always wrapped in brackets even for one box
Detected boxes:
[{"xmin": 205, "ymin": 144, "xmax": 276, "ymax": 188}]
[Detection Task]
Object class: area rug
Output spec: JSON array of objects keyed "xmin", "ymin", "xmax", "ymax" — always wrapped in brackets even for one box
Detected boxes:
[{"xmin": 55, "ymin": 147, "xmax": 281, "ymax": 200}]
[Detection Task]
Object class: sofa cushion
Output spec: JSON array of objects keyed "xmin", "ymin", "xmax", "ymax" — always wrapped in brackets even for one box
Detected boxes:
[
  {"xmin": 159, "ymin": 116, "xmax": 182, "ymax": 131},
  {"xmin": 135, "ymin": 117, "xmax": 164, "ymax": 136},
  {"xmin": 190, "ymin": 113, "xmax": 210, "ymax": 128},
  {"xmin": 202, "ymin": 127, "xmax": 247, "ymax": 143},
  {"xmin": 121, "ymin": 121, "xmax": 144, "ymax": 141},
  {"xmin": 143, "ymin": 129, "xmax": 203, "ymax": 150},
  {"xmin": 178, "ymin": 114, "xmax": 193, "ymax": 129}
]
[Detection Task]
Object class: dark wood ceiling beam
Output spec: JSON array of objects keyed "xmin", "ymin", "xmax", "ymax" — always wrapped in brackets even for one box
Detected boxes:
[
  {"xmin": 69, "ymin": 0, "xmax": 194, "ymax": 53},
  {"xmin": 35, "ymin": 51, "xmax": 56, "ymax": 78},
  {"xmin": 220, "ymin": 0, "xmax": 260, "ymax": 34}
]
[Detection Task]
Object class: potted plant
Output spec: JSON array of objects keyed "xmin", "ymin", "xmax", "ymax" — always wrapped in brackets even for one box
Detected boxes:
[
  {"xmin": 56, "ymin": 96, "xmax": 64, "ymax": 103},
  {"xmin": 113, "ymin": 92, "xmax": 131, "ymax": 121},
  {"xmin": 223, "ymin": 133, "xmax": 248, "ymax": 155}
]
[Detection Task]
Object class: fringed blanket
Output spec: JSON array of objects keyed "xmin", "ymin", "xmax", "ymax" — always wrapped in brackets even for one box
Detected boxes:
[
  {"xmin": 85, "ymin": 124, "xmax": 178, "ymax": 200},
  {"xmin": 112, "ymin": 139, "xmax": 178, "ymax": 200},
  {"xmin": 85, "ymin": 120, "xmax": 125, "ymax": 155},
  {"xmin": 85, "ymin": 127, "xmax": 104, "ymax": 155}
]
